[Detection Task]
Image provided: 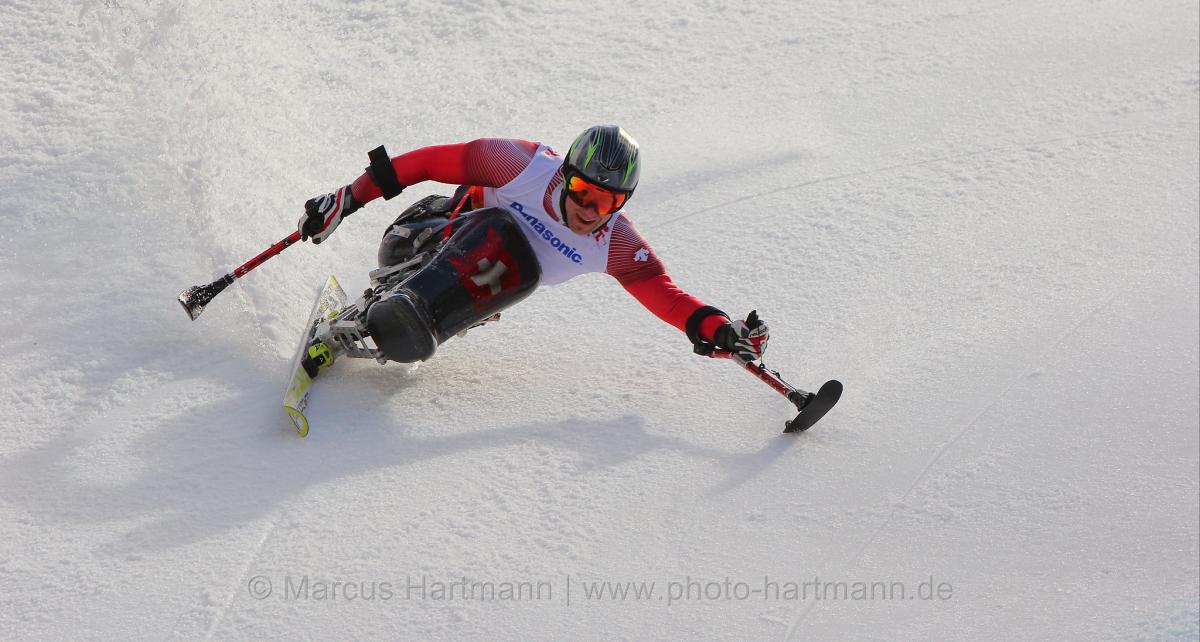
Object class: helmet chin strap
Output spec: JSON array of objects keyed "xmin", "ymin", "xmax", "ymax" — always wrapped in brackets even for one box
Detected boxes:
[
  {"xmin": 556, "ymin": 182, "xmax": 590, "ymax": 234},
  {"xmin": 556, "ymin": 182, "xmax": 570, "ymax": 227}
]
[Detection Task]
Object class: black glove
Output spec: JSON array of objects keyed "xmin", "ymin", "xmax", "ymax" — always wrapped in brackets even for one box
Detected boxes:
[
  {"xmin": 299, "ymin": 184, "xmax": 362, "ymax": 244},
  {"xmin": 714, "ymin": 310, "xmax": 770, "ymax": 363}
]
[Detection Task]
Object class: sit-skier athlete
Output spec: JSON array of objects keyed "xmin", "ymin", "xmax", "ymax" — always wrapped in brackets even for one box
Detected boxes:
[{"xmin": 295, "ymin": 125, "xmax": 769, "ymax": 374}]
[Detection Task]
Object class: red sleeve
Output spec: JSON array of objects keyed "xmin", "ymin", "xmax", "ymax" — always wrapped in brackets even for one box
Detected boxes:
[
  {"xmin": 607, "ymin": 217, "xmax": 728, "ymax": 342},
  {"xmin": 350, "ymin": 138, "xmax": 538, "ymax": 203}
]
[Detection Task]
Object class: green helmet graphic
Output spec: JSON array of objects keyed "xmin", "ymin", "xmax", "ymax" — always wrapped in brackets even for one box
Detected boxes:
[{"xmin": 564, "ymin": 125, "xmax": 640, "ymax": 194}]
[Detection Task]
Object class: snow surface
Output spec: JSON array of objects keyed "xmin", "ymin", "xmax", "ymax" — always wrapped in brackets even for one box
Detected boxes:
[{"xmin": 2, "ymin": 1, "xmax": 1198, "ymax": 639}]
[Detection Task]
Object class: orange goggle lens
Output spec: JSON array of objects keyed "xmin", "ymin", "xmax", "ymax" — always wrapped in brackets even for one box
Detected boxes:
[{"xmin": 566, "ymin": 176, "xmax": 630, "ymax": 216}]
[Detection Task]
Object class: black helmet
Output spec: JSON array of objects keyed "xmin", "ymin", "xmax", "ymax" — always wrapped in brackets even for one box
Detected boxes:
[{"xmin": 563, "ymin": 125, "xmax": 640, "ymax": 195}]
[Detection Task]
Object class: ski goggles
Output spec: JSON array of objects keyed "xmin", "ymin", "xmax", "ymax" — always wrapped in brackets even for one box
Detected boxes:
[{"xmin": 565, "ymin": 175, "xmax": 631, "ymax": 216}]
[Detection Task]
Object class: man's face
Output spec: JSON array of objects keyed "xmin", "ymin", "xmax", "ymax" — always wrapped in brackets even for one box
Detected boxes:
[
  {"xmin": 562, "ymin": 174, "xmax": 630, "ymax": 235},
  {"xmin": 563, "ymin": 196, "xmax": 610, "ymax": 235}
]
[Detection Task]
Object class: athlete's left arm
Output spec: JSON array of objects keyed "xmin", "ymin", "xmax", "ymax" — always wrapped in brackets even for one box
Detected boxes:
[{"xmin": 606, "ymin": 217, "xmax": 730, "ymax": 345}]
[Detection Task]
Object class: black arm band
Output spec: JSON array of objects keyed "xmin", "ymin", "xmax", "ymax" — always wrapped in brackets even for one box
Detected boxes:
[
  {"xmin": 367, "ymin": 145, "xmax": 405, "ymax": 200},
  {"xmin": 686, "ymin": 305, "xmax": 729, "ymax": 350}
]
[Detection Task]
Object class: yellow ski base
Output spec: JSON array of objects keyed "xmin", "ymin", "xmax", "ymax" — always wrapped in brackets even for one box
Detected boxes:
[{"xmin": 282, "ymin": 275, "xmax": 346, "ymax": 439}]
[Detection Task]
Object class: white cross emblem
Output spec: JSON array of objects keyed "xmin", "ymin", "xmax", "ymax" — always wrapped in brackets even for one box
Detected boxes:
[{"xmin": 470, "ymin": 258, "xmax": 508, "ymax": 295}]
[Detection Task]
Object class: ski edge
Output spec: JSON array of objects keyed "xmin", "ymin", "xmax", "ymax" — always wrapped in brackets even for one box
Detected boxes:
[{"xmin": 284, "ymin": 404, "xmax": 310, "ymax": 438}]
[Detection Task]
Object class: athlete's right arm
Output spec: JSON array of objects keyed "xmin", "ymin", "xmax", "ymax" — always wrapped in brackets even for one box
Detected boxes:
[
  {"xmin": 349, "ymin": 138, "xmax": 539, "ymax": 204},
  {"xmin": 299, "ymin": 138, "xmax": 538, "ymax": 243}
]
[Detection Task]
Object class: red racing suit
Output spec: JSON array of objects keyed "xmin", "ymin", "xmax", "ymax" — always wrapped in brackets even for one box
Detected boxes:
[{"xmin": 350, "ymin": 138, "xmax": 730, "ymax": 344}]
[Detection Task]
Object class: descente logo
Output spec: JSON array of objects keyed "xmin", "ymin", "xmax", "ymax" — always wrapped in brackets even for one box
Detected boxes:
[{"xmin": 509, "ymin": 201, "xmax": 583, "ymax": 264}]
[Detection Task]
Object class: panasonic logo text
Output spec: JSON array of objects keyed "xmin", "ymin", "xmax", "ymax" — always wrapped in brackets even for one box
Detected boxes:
[{"xmin": 510, "ymin": 201, "xmax": 583, "ymax": 264}]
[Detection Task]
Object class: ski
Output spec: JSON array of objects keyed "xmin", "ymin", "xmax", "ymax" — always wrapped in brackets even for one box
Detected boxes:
[
  {"xmin": 283, "ymin": 275, "xmax": 347, "ymax": 437},
  {"xmin": 783, "ymin": 379, "xmax": 843, "ymax": 433},
  {"xmin": 705, "ymin": 348, "xmax": 842, "ymax": 433}
]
